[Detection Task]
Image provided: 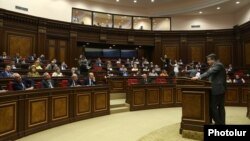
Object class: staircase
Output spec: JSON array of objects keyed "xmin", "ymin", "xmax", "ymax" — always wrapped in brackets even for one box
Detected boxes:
[{"xmin": 110, "ymin": 93, "xmax": 130, "ymax": 114}]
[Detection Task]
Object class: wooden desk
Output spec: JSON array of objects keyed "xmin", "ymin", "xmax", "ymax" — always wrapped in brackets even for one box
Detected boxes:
[
  {"xmin": 0, "ymin": 85, "xmax": 110, "ymax": 141},
  {"xmin": 127, "ymin": 84, "xmax": 176, "ymax": 111}
]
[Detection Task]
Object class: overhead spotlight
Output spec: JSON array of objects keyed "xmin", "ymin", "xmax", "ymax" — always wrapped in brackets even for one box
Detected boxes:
[
  {"xmin": 113, "ymin": 45, "xmax": 116, "ymax": 47},
  {"xmin": 139, "ymin": 45, "xmax": 142, "ymax": 48},
  {"xmin": 109, "ymin": 46, "xmax": 112, "ymax": 49},
  {"xmin": 199, "ymin": 11, "xmax": 203, "ymax": 14},
  {"xmin": 217, "ymin": 7, "xmax": 221, "ymax": 10},
  {"xmin": 134, "ymin": 0, "xmax": 137, "ymax": 3},
  {"xmin": 236, "ymin": 1, "xmax": 240, "ymax": 4},
  {"xmin": 151, "ymin": 0, "xmax": 155, "ymax": 2},
  {"xmin": 116, "ymin": 0, "xmax": 119, "ymax": 2}
]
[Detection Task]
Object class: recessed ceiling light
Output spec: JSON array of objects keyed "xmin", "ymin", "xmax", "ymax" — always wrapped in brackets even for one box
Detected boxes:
[
  {"xmin": 134, "ymin": 0, "xmax": 137, "ymax": 3},
  {"xmin": 151, "ymin": 0, "xmax": 155, "ymax": 2},
  {"xmin": 236, "ymin": 1, "xmax": 240, "ymax": 4},
  {"xmin": 116, "ymin": 0, "xmax": 119, "ymax": 2},
  {"xmin": 217, "ymin": 7, "xmax": 221, "ymax": 10},
  {"xmin": 199, "ymin": 11, "xmax": 203, "ymax": 14}
]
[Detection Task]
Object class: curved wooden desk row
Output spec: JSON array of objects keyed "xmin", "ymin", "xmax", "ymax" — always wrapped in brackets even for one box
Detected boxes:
[
  {"xmin": 126, "ymin": 83, "xmax": 250, "ymax": 111},
  {"xmin": 0, "ymin": 85, "xmax": 110, "ymax": 141}
]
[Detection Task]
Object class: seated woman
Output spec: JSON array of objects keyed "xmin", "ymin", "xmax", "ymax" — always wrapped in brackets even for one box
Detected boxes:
[
  {"xmin": 160, "ymin": 70, "xmax": 169, "ymax": 77},
  {"xmin": 131, "ymin": 64, "xmax": 139, "ymax": 72},
  {"xmin": 27, "ymin": 65, "xmax": 40, "ymax": 77},
  {"xmin": 34, "ymin": 60, "xmax": 43, "ymax": 70},
  {"xmin": 226, "ymin": 75, "xmax": 232, "ymax": 83},
  {"xmin": 233, "ymin": 74, "xmax": 245, "ymax": 84},
  {"xmin": 52, "ymin": 67, "xmax": 63, "ymax": 77}
]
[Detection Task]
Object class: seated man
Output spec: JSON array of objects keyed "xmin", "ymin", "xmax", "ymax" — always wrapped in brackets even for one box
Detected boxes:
[
  {"xmin": 41, "ymin": 72, "xmax": 55, "ymax": 88},
  {"xmin": 1, "ymin": 65, "xmax": 13, "ymax": 78},
  {"xmin": 84, "ymin": 72, "xmax": 96, "ymax": 86},
  {"xmin": 233, "ymin": 74, "xmax": 245, "ymax": 84},
  {"xmin": 69, "ymin": 74, "xmax": 82, "ymax": 87},
  {"xmin": 140, "ymin": 73, "xmax": 152, "ymax": 84},
  {"xmin": 12, "ymin": 73, "xmax": 34, "ymax": 91}
]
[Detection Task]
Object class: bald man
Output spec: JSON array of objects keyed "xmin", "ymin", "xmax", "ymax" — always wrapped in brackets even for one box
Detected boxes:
[
  {"xmin": 84, "ymin": 72, "xmax": 96, "ymax": 86},
  {"xmin": 12, "ymin": 73, "xmax": 34, "ymax": 91},
  {"xmin": 68, "ymin": 74, "xmax": 82, "ymax": 87}
]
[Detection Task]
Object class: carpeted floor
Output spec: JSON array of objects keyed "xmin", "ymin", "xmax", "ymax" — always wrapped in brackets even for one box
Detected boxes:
[
  {"xmin": 17, "ymin": 107, "xmax": 249, "ymax": 141},
  {"xmin": 138, "ymin": 106, "xmax": 250, "ymax": 141}
]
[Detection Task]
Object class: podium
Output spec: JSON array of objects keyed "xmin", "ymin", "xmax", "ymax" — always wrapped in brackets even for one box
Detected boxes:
[{"xmin": 176, "ymin": 77, "xmax": 211, "ymax": 140}]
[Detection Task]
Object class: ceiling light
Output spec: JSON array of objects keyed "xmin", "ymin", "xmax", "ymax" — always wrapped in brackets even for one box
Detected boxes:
[
  {"xmin": 134, "ymin": 0, "xmax": 137, "ymax": 3},
  {"xmin": 199, "ymin": 11, "xmax": 203, "ymax": 14},
  {"xmin": 236, "ymin": 1, "xmax": 240, "ymax": 4},
  {"xmin": 116, "ymin": 0, "xmax": 119, "ymax": 2},
  {"xmin": 151, "ymin": 0, "xmax": 155, "ymax": 2},
  {"xmin": 217, "ymin": 7, "xmax": 221, "ymax": 10}
]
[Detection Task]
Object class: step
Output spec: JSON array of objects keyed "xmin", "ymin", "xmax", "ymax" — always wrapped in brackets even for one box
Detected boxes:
[
  {"xmin": 110, "ymin": 106, "xmax": 130, "ymax": 114},
  {"xmin": 110, "ymin": 93, "xmax": 126, "ymax": 100}
]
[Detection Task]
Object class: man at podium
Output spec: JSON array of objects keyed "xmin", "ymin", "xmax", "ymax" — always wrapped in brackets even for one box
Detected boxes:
[{"xmin": 191, "ymin": 53, "xmax": 226, "ymax": 125}]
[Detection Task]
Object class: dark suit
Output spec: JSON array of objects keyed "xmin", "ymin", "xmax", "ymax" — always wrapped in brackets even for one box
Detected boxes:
[
  {"xmin": 1, "ymin": 71, "xmax": 13, "ymax": 77},
  {"xmin": 199, "ymin": 61, "xmax": 226, "ymax": 125},
  {"xmin": 68, "ymin": 79, "xmax": 82, "ymax": 87},
  {"xmin": 139, "ymin": 78, "xmax": 152, "ymax": 84},
  {"xmin": 84, "ymin": 78, "xmax": 96, "ymax": 86},
  {"xmin": 41, "ymin": 79, "xmax": 55, "ymax": 88},
  {"xmin": 13, "ymin": 79, "xmax": 34, "ymax": 91}
]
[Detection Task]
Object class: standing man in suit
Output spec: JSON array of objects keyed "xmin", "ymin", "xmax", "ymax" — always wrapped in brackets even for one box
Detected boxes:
[
  {"xmin": 41, "ymin": 72, "xmax": 55, "ymax": 88},
  {"xmin": 69, "ymin": 74, "xmax": 82, "ymax": 87},
  {"xmin": 12, "ymin": 73, "xmax": 34, "ymax": 91},
  {"xmin": 84, "ymin": 72, "xmax": 96, "ymax": 86},
  {"xmin": 191, "ymin": 53, "xmax": 226, "ymax": 125}
]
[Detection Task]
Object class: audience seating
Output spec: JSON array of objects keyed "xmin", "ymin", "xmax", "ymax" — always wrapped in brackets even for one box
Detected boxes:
[
  {"xmin": 155, "ymin": 77, "xmax": 167, "ymax": 84},
  {"xmin": 127, "ymin": 79, "xmax": 138, "ymax": 85}
]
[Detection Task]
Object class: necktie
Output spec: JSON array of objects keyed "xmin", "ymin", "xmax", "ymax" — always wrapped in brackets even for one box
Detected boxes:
[
  {"xmin": 21, "ymin": 82, "xmax": 25, "ymax": 90},
  {"xmin": 48, "ymin": 81, "xmax": 53, "ymax": 88}
]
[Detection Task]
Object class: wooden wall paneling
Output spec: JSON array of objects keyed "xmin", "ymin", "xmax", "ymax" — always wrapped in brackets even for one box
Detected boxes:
[
  {"xmin": 93, "ymin": 91, "xmax": 108, "ymax": 113},
  {"xmin": 163, "ymin": 43, "xmax": 179, "ymax": 61},
  {"xmin": 37, "ymin": 26, "xmax": 46, "ymax": 56},
  {"xmin": 7, "ymin": 33, "xmax": 34, "ymax": 57},
  {"xmin": 176, "ymin": 88, "xmax": 182, "ymax": 104},
  {"xmin": 188, "ymin": 42, "xmax": 204, "ymax": 63},
  {"xmin": 216, "ymin": 45, "xmax": 232, "ymax": 65},
  {"xmin": 146, "ymin": 88, "xmax": 160, "ymax": 106},
  {"xmin": 28, "ymin": 98, "xmax": 48, "ymax": 127},
  {"xmin": 69, "ymin": 31, "xmax": 77, "ymax": 67},
  {"xmin": 182, "ymin": 92, "xmax": 204, "ymax": 120},
  {"xmin": 244, "ymin": 42, "xmax": 250, "ymax": 66},
  {"xmin": 241, "ymin": 88, "xmax": 249, "ymax": 105},
  {"xmin": 0, "ymin": 102, "xmax": 17, "ymax": 137},
  {"xmin": 75, "ymin": 93, "xmax": 91, "ymax": 116},
  {"xmin": 52, "ymin": 96, "xmax": 69, "ymax": 121},
  {"xmin": 47, "ymin": 39, "xmax": 56, "ymax": 60},
  {"xmin": 161, "ymin": 87, "xmax": 174, "ymax": 106},
  {"xmin": 153, "ymin": 42, "xmax": 162, "ymax": 66},
  {"xmin": 132, "ymin": 89, "xmax": 146, "ymax": 109},
  {"xmin": 205, "ymin": 37, "xmax": 214, "ymax": 55},
  {"xmin": 58, "ymin": 40, "xmax": 67, "ymax": 62},
  {"xmin": 179, "ymin": 37, "xmax": 188, "ymax": 63},
  {"xmin": 225, "ymin": 87, "xmax": 239, "ymax": 105}
]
